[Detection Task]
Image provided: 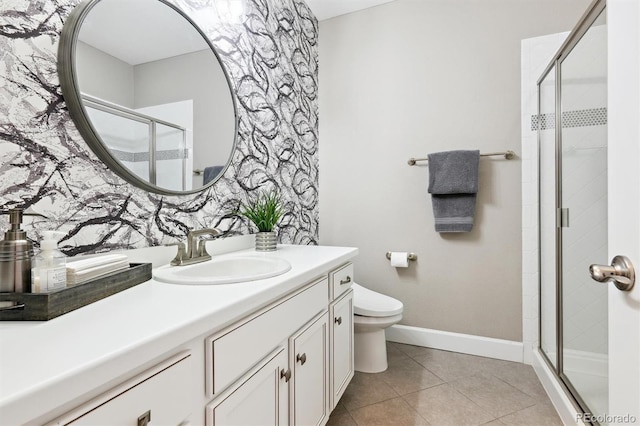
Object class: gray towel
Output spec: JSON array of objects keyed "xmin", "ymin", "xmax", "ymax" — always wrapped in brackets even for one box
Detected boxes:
[
  {"xmin": 203, "ymin": 166, "xmax": 224, "ymax": 185},
  {"xmin": 427, "ymin": 150, "xmax": 480, "ymax": 233}
]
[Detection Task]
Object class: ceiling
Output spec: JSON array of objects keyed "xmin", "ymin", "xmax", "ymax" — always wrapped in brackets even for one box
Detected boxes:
[
  {"xmin": 78, "ymin": 0, "xmax": 397, "ymax": 65},
  {"xmin": 79, "ymin": 0, "xmax": 208, "ymax": 65},
  {"xmin": 305, "ymin": 0, "xmax": 396, "ymax": 21}
]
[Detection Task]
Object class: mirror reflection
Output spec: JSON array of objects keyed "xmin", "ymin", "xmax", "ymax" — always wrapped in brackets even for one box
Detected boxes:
[{"xmin": 67, "ymin": 0, "xmax": 236, "ymax": 193}]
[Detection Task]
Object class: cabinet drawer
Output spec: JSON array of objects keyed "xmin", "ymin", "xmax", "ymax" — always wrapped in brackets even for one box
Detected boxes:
[
  {"xmin": 330, "ymin": 263, "xmax": 353, "ymax": 300},
  {"xmin": 207, "ymin": 278, "xmax": 328, "ymax": 397},
  {"xmin": 51, "ymin": 352, "xmax": 193, "ymax": 426}
]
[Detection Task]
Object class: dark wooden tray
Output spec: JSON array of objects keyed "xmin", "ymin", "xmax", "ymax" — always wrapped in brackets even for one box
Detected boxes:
[{"xmin": 0, "ymin": 263, "xmax": 152, "ymax": 321}]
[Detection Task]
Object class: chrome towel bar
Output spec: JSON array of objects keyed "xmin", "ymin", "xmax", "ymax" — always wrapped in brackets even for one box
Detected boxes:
[{"xmin": 407, "ymin": 150, "xmax": 515, "ymax": 166}]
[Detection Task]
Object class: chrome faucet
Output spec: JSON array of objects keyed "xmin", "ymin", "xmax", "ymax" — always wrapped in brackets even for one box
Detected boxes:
[{"xmin": 170, "ymin": 228, "xmax": 222, "ymax": 266}]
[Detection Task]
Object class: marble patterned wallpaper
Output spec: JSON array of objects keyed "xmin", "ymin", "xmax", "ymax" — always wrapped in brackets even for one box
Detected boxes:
[{"xmin": 0, "ymin": 0, "xmax": 318, "ymax": 255}]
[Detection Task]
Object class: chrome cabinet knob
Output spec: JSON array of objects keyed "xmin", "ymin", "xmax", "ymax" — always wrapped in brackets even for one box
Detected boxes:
[{"xmin": 589, "ymin": 255, "xmax": 635, "ymax": 291}]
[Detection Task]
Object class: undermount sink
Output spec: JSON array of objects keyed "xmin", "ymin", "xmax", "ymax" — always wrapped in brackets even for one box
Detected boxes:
[{"xmin": 153, "ymin": 254, "xmax": 292, "ymax": 285}]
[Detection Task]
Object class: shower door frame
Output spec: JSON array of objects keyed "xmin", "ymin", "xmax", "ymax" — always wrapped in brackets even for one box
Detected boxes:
[
  {"xmin": 536, "ymin": 0, "xmax": 607, "ymax": 419},
  {"xmin": 83, "ymin": 94, "xmax": 188, "ymax": 190}
]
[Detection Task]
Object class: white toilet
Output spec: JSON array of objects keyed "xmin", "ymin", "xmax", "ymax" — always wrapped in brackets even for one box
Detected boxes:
[{"xmin": 352, "ymin": 283, "xmax": 404, "ymax": 373}]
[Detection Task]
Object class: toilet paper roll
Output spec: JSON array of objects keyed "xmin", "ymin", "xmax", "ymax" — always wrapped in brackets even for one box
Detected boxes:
[{"xmin": 390, "ymin": 252, "xmax": 409, "ymax": 268}]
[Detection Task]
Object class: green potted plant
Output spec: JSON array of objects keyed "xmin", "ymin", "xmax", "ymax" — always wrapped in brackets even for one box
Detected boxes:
[{"xmin": 240, "ymin": 190, "xmax": 284, "ymax": 251}]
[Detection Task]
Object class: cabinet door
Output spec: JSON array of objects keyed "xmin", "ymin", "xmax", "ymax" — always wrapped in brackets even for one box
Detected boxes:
[
  {"xmin": 290, "ymin": 312, "xmax": 329, "ymax": 426},
  {"xmin": 330, "ymin": 290, "xmax": 354, "ymax": 409},
  {"xmin": 207, "ymin": 347, "xmax": 289, "ymax": 426}
]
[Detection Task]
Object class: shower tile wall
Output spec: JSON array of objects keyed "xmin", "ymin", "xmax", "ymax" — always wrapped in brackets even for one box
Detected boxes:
[
  {"xmin": 0, "ymin": 0, "xmax": 319, "ymax": 255},
  {"xmin": 560, "ymin": 126, "xmax": 608, "ymax": 356}
]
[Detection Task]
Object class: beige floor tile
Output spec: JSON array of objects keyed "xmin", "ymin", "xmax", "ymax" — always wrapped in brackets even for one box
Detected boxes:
[
  {"xmin": 332, "ymin": 401, "xmax": 348, "ymax": 415},
  {"xmin": 411, "ymin": 348, "xmax": 495, "ymax": 382},
  {"xmin": 389, "ymin": 342, "xmax": 434, "ymax": 358},
  {"xmin": 333, "ymin": 346, "xmax": 561, "ymax": 425},
  {"xmin": 378, "ymin": 357, "xmax": 443, "ymax": 395},
  {"xmin": 450, "ymin": 374, "xmax": 537, "ymax": 417},
  {"xmin": 387, "ymin": 356, "xmax": 432, "ymax": 371},
  {"xmin": 349, "ymin": 397, "xmax": 431, "ymax": 426},
  {"xmin": 498, "ymin": 402, "xmax": 563, "ymax": 426},
  {"xmin": 403, "ymin": 383, "xmax": 496, "ymax": 426},
  {"xmin": 481, "ymin": 360, "xmax": 549, "ymax": 401},
  {"xmin": 340, "ymin": 371, "xmax": 399, "ymax": 410},
  {"xmin": 327, "ymin": 410, "xmax": 358, "ymax": 426},
  {"xmin": 387, "ymin": 342, "xmax": 411, "ymax": 362}
]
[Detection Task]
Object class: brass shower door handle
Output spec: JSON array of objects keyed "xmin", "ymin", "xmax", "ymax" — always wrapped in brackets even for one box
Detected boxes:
[{"xmin": 589, "ymin": 255, "xmax": 635, "ymax": 291}]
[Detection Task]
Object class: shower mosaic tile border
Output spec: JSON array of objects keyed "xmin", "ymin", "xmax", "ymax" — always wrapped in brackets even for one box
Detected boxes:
[
  {"xmin": 0, "ymin": 0, "xmax": 319, "ymax": 255},
  {"xmin": 530, "ymin": 107, "xmax": 607, "ymax": 131},
  {"xmin": 110, "ymin": 149, "xmax": 188, "ymax": 163}
]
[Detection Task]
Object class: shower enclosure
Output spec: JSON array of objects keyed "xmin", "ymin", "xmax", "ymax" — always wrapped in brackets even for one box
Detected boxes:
[
  {"xmin": 537, "ymin": 0, "xmax": 608, "ymax": 420},
  {"xmin": 83, "ymin": 95, "xmax": 188, "ymax": 191}
]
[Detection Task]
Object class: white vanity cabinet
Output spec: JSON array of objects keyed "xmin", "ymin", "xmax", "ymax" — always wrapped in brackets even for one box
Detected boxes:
[
  {"xmin": 328, "ymin": 261, "xmax": 355, "ymax": 409},
  {"xmin": 50, "ymin": 352, "xmax": 194, "ymax": 426},
  {"xmin": 0, "ymin": 247, "xmax": 358, "ymax": 426},
  {"xmin": 205, "ymin": 277, "xmax": 330, "ymax": 426},
  {"xmin": 206, "ymin": 262, "xmax": 354, "ymax": 426},
  {"xmin": 207, "ymin": 312, "xmax": 331, "ymax": 426}
]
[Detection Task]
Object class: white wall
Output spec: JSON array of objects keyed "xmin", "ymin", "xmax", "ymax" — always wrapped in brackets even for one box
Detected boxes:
[
  {"xmin": 134, "ymin": 49, "xmax": 235, "ymax": 172},
  {"xmin": 76, "ymin": 41, "xmax": 134, "ymax": 108},
  {"xmin": 319, "ymin": 0, "xmax": 588, "ymax": 342}
]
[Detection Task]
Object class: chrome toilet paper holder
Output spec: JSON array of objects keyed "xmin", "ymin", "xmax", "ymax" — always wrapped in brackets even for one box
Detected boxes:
[{"xmin": 385, "ymin": 252, "xmax": 418, "ymax": 262}]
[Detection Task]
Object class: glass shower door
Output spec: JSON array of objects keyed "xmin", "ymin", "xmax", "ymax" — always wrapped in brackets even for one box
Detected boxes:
[
  {"xmin": 84, "ymin": 98, "xmax": 187, "ymax": 190},
  {"xmin": 559, "ymin": 9, "xmax": 608, "ymax": 419},
  {"xmin": 85, "ymin": 104, "xmax": 151, "ymax": 182}
]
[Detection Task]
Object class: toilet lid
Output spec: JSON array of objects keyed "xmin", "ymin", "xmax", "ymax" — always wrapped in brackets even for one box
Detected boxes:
[{"xmin": 351, "ymin": 283, "xmax": 404, "ymax": 317}]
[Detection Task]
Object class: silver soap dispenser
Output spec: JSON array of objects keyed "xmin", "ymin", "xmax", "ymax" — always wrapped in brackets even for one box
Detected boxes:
[{"xmin": 0, "ymin": 209, "xmax": 35, "ymax": 293}]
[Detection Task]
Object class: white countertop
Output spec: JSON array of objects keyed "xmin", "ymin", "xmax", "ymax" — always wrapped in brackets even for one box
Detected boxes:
[{"xmin": 0, "ymin": 243, "xmax": 357, "ymax": 425}]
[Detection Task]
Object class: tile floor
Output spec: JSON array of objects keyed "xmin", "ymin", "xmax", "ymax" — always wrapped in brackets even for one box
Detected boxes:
[{"xmin": 327, "ymin": 342, "xmax": 562, "ymax": 426}]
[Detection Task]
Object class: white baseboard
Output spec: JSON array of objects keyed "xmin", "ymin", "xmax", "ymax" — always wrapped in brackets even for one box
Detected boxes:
[
  {"xmin": 386, "ymin": 324, "xmax": 524, "ymax": 363},
  {"xmin": 532, "ymin": 349, "xmax": 585, "ymax": 426}
]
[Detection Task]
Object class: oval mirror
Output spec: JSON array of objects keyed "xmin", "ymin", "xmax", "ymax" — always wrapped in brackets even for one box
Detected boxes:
[{"xmin": 58, "ymin": 0, "xmax": 237, "ymax": 195}]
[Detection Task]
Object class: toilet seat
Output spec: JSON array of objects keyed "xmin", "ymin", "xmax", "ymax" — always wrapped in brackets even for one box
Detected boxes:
[{"xmin": 352, "ymin": 283, "xmax": 403, "ymax": 317}]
